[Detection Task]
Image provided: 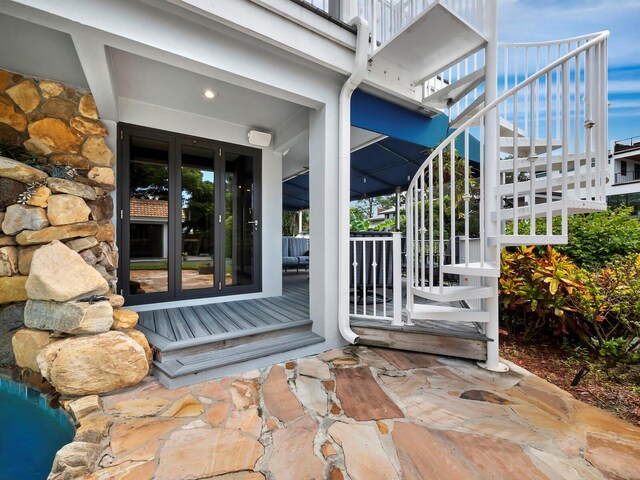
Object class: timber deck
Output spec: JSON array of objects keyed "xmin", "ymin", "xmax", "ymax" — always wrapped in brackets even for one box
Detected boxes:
[
  {"xmin": 137, "ymin": 274, "xmax": 311, "ymax": 352},
  {"xmin": 137, "ymin": 273, "xmax": 488, "ymax": 386}
]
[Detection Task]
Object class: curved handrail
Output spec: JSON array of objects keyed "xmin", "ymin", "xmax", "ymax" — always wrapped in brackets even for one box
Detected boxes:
[
  {"xmin": 408, "ymin": 30, "xmax": 609, "ymax": 193},
  {"xmin": 498, "ymin": 31, "xmax": 605, "ymax": 48}
]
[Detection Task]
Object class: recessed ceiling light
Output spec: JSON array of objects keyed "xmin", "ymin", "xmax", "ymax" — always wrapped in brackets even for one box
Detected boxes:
[{"xmin": 203, "ymin": 89, "xmax": 216, "ymax": 99}]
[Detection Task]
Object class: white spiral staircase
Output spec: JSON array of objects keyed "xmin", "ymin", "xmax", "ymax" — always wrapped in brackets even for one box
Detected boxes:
[{"xmin": 405, "ymin": 31, "xmax": 610, "ymax": 370}]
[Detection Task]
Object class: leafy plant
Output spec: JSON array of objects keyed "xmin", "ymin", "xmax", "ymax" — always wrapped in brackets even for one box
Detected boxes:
[
  {"xmin": 570, "ymin": 254, "xmax": 640, "ymax": 365},
  {"xmin": 16, "ymin": 181, "xmax": 47, "ymax": 205},
  {"xmin": 499, "ymin": 246, "xmax": 584, "ymax": 341},
  {"xmin": 350, "ymin": 208, "xmax": 370, "ymax": 232}
]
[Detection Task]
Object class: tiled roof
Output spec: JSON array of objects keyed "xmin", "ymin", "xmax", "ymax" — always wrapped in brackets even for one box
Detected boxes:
[{"xmin": 130, "ymin": 198, "xmax": 169, "ymax": 218}]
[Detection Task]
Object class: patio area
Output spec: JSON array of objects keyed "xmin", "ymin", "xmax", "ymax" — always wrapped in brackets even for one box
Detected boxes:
[{"xmin": 79, "ymin": 346, "xmax": 640, "ymax": 480}]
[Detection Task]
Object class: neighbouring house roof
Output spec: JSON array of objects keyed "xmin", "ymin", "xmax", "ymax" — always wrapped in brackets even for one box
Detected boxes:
[
  {"xmin": 130, "ymin": 198, "xmax": 188, "ymax": 221},
  {"xmin": 130, "ymin": 198, "xmax": 169, "ymax": 218}
]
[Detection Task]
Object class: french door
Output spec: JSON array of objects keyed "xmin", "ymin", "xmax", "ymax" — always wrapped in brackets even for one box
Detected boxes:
[{"xmin": 118, "ymin": 124, "xmax": 261, "ymax": 305}]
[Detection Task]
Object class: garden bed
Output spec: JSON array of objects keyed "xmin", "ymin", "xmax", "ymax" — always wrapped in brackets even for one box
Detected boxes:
[{"xmin": 501, "ymin": 336, "xmax": 640, "ymax": 427}]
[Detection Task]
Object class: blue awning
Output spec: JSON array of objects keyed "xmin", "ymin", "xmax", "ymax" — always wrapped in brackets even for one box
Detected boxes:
[{"xmin": 283, "ymin": 89, "xmax": 480, "ymax": 210}]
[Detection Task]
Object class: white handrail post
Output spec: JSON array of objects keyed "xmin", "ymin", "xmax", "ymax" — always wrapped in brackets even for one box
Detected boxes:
[
  {"xmin": 392, "ymin": 232, "xmax": 403, "ymax": 325},
  {"xmin": 479, "ymin": 0, "xmax": 508, "ymax": 373}
]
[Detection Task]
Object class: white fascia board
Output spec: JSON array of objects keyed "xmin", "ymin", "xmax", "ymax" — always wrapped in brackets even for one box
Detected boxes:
[
  {"xmin": 160, "ymin": 0, "xmax": 355, "ymax": 75},
  {"xmin": 4, "ymin": 0, "xmax": 340, "ymax": 108}
]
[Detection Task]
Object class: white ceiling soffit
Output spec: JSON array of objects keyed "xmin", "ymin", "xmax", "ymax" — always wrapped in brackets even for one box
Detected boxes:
[
  {"xmin": 0, "ymin": 13, "xmax": 88, "ymax": 89},
  {"xmin": 109, "ymin": 48, "xmax": 302, "ymax": 131}
]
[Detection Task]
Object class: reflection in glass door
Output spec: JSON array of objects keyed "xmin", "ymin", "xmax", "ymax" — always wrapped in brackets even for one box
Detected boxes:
[
  {"xmin": 180, "ymin": 145, "xmax": 215, "ymax": 291},
  {"xmin": 119, "ymin": 124, "xmax": 261, "ymax": 305},
  {"xmin": 128, "ymin": 136, "xmax": 170, "ymax": 295},
  {"xmin": 225, "ymin": 152, "xmax": 255, "ymax": 286}
]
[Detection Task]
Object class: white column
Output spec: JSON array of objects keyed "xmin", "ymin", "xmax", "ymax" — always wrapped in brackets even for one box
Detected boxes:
[
  {"xmin": 308, "ymin": 98, "xmax": 342, "ymax": 344},
  {"xmin": 480, "ymin": 0, "xmax": 508, "ymax": 372}
]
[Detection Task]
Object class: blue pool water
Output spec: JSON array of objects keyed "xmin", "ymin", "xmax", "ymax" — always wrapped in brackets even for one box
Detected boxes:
[{"xmin": 0, "ymin": 377, "xmax": 75, "ymax": 480}]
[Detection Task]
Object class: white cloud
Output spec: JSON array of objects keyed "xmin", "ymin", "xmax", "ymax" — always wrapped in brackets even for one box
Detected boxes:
[
  {"xmin": 498, "ymin": 1, "xmax": 639, "ymax": 67},
  {"xmin": 608, "ymin": 80, "xmax": 640, "ymax": 94}
]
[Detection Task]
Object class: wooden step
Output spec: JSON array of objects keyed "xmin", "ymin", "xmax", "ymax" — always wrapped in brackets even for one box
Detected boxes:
[
  {"xmin": 408, "ymin": 303, "xmax": 490, "ymax": 322},
  {"xmin": 441, "ymin": 261, "xmax": 500, "ymax": 277},
  {"xmin": 422, "ymin": 67, "xmax": 485, "ymax": 110},
  {"xmin": 139, "ymin": 319, "xmax": 314, "ymax": 362},
  {"xmin": 411, "ymin": 285, "xmax": 493, "ymax": 302},
  {"xmin": 154, "ymin": 330, "xmax": 324, "ymax": 380},
  {"xmin": 351, "ymin": 318, "xmax": 488, "ymax": 361}
]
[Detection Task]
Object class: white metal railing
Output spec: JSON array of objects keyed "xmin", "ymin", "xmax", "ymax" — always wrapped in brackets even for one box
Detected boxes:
[
  {"xmin": 349, "ymin": 232, "xmax": 402, "ymax": 325},
  {"xmin": 422, "ymin": 33, "xmax": 608, "ymax": 129},
  {"xmin": 356, "ymin": 0, "xmax": 485, "ymax": 51},
  {"xmin": 407, "ymin": 31, "xmax": 609, "ymax": 294}
]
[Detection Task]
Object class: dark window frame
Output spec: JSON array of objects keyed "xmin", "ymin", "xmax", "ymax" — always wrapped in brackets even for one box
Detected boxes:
[{"xmin": 117, "ymin": 123, "xmax": 262, "ymax": 306}]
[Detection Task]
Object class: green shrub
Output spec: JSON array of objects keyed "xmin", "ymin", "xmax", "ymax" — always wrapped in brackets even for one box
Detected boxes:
[
  {"xmin": 499, "ymin": 246, "xmax": 584, "ymax": 341},
  {"xmin": 571, "ymin": 254, "xmax": 640, "ymax": 365},
  {"xmin": 556, "ymin": 207, "xmax": 640, "ymax": 268}
]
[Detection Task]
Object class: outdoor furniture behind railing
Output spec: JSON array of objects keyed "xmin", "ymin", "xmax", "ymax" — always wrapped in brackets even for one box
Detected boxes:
[
  {"xmin": 412, "ymin": 237, "xmax": 461, "ymax": 286},
  {"xmin": 282, "ymin": 237, "xmax": 310, "ymax": 273},
  {"xmin": 349, "ymin": 232, "xmax": 402, "ymax": 325}
]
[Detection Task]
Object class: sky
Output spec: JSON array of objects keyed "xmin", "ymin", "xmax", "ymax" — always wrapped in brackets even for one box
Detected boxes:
[{"xmin": 498, "ymin": 0, "xmax": 640, "ymax": 144}]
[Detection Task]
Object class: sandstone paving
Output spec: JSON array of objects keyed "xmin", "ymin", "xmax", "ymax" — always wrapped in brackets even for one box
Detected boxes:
[
  {"xmin": 81, "ymin": 346, "xmax": 639, "ymax": 480},
  {"xmin": 262, "ymin": 364, "xmax": 304, "ymax": 423},
  {"xmin": 334, "ymin": 365, "xmax": 404, "ymax": 421},
  {"xmin": 268, "ymin": 414, "xmax": 324, "ymax": 480}
]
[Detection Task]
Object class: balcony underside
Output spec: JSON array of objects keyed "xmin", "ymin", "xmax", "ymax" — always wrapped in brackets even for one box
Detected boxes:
[{"xmin": 368, "ymin": 3, "xmax": 487, "ymax": 88}]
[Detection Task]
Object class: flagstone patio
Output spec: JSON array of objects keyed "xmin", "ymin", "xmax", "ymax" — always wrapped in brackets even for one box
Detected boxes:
[{"xmin": 81, "ymin": 346, "xmax": 640, "ymax": 480}]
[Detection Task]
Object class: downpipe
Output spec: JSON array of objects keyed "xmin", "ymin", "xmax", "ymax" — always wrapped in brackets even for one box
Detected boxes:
[{"xmin": 338, "ymin": 16, "xmax": 369, "ymax": 344}]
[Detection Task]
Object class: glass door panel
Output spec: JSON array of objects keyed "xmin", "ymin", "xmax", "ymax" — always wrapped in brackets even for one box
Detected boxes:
[
  {"xmin": 120, "ymin": 124, "xmax": 261, "ymax": 305},
  {"xmin": 224, "ymin": 152, "xmax": 255, "ymax": 287},
  {"xmin": 180, "ymin": 145, "xmax": 215, "ymax": 291},
  {"xmin": 128, "ymin": 136, "xmax": 170, "ymax": 295}
]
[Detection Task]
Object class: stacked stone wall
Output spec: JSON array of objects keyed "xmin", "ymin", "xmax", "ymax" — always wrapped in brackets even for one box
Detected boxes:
[
  {"xmin": 0, "ymin": 68, "xmax": 117, "ymax": 310},
  {"xmin": 0, "ymin": 69, "xmax": 151, "ymax": 402}
]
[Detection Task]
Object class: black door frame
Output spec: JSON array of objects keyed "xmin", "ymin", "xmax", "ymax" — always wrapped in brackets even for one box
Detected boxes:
[{"xmin": 117, "ymin": 123, "xmax": 262, "ymax": 306}]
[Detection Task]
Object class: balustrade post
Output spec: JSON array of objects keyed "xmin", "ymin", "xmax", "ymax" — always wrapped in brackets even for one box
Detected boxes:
[{"xmin": 392, "ymin": 232, "xmax": 403, "ymax": 325}]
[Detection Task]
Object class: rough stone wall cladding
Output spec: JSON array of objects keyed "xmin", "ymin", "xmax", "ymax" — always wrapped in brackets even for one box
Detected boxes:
[{"xmin": 0, "ymin": 68, "xmax": 117, "ymax": 307}]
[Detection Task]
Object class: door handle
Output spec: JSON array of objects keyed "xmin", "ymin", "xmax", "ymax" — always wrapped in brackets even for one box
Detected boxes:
[{"xmin": 247, "ymin": 220, "xmax": 259, "ymax": 230}]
